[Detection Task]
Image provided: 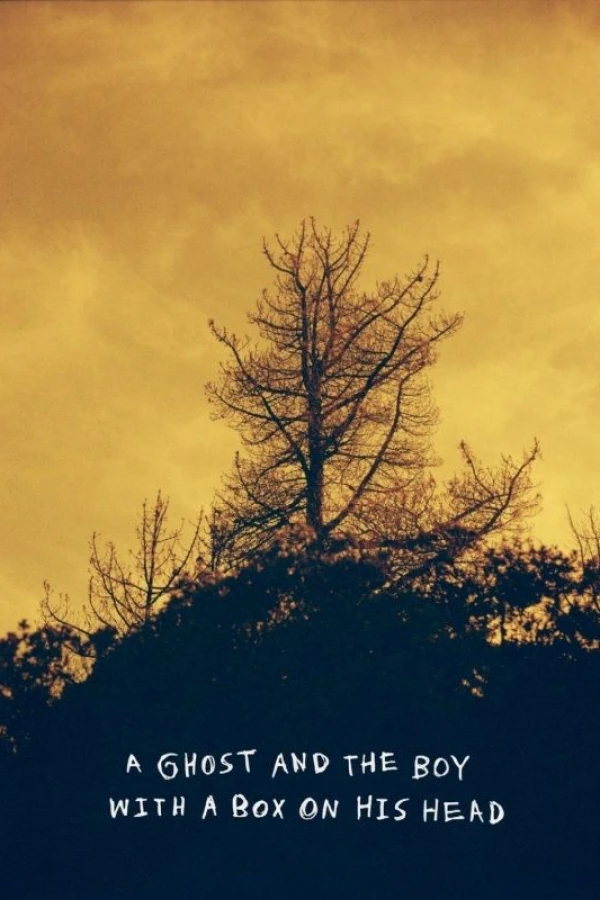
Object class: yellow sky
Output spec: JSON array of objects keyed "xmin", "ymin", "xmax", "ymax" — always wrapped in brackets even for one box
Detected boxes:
[{"xmin": 2, "ymin": 0, "xmax": 600, "ymax": 632}]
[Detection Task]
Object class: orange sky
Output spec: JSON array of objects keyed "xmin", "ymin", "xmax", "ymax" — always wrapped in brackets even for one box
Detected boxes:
[{"xmin": 2, "ymin": 0, "xmax": 600, "ymax": 633}]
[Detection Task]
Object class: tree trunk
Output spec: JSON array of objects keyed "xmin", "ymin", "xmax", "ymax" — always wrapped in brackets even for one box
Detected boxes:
[{"xmin": 306, "ymin": 374, "xmax": 325, "ymax": 542}]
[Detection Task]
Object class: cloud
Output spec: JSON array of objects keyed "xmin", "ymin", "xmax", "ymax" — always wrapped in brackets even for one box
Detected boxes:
[{"xmin": 1, "ymin": 0, "xmax": 600, "ymax": 629}]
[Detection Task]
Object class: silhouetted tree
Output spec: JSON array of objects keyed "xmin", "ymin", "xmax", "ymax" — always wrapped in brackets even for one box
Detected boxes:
[
  {"xmin": 568, "ymin": 506, "xmax": 600, "ymax": 608},
  {"xmin": 0, "ymin": 620, "xmax": 75, "ymax": 751},
  {"xmin": 42, "ymin": 491, "xmax": 202, "ymax": 653},
  {"xmin": 410, "ymin": 539, "xmax": 600, "ymax": 651},
  {"xmin": 207, "ymin": 219, "xmax": 539, "ymax": 565}
]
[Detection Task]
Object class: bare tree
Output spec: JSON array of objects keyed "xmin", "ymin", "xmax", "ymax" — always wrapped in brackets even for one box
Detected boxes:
[
  {"xmin": 357, "ymin": 440, "xmax": 540, "ymax": 576},
  {"xmin": 43, "ymin": 491, "xmax": 202, "ymax": 655},
  {"xmin": 195, "ymin": 502, "xmax": 236, "ymax": 574},
  {"xmin": 568, "ymin": 506, "xmax": 600, "ymax": 569},
  {"xmin": 207, "ymin": 219, "xmax": 539, "ymax": 564},
  {"xmin": 567, "ymin": 506, "xmax": 600, "ymax": 615}
]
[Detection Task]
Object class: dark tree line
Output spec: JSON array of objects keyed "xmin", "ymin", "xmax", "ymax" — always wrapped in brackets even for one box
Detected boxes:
[{"xmin": 3, "ymin": 531, "xmax": 599, "ymax": 900}]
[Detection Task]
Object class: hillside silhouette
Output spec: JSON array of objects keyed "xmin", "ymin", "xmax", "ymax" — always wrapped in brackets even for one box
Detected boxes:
[{"xmin": 2, "ymin": 534, "xmax": 599, "ymax": 898}]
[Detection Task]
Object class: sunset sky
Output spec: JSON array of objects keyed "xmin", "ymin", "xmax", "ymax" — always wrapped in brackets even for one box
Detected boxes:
[{"xmin": 2, "ymin": 0, "xmax": 600, "ymax": 633}]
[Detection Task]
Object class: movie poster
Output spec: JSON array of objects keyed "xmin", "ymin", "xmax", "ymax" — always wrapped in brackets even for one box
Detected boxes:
[{"xmin": 1, "ymin": 2, "xmax": 598, "ymax": 898}]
